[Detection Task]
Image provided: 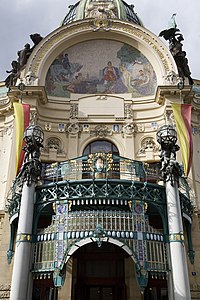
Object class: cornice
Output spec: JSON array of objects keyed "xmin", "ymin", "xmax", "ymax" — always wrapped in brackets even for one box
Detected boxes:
[
  {"xmin": 155, "ymin": 85, "xmax": 194, "ymax": 106},
  {"xmin": 8, "ymin": 86, "xmax": 48, "ymax": 105},
  {"xmin": 25, "ymin": 19, "xmax": 177, "ymax": 80}
]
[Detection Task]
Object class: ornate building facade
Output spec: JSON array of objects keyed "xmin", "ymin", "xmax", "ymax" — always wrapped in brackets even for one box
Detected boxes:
[{"xmin": 0, "ymin": 1, "xmax": 200, "ymax": 299}]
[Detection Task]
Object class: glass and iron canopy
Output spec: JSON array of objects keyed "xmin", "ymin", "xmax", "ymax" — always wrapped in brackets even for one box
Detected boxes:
[{"xmin": 61, "ymin": 0, "xmax": 143, "ymax": 26}]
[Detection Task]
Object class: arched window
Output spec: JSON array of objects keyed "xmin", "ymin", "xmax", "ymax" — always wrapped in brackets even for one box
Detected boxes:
[
  {"xmin": 83, "ymin": 140, "xmax": 120, "ymax": 179},
  {"xmin": 83, "ymin": 140, "xmax": 119, "ymax": 156}
]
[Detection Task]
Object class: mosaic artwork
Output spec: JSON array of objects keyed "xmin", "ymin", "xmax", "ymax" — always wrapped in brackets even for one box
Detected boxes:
[{"xmin": 45, "ymin": 40, "xmax": 157, "ymax": 97}]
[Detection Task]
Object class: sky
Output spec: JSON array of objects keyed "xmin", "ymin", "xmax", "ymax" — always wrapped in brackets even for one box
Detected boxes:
[{"xmin": 0, "ymin": 0, "xmax": 199, "ymax": 82}]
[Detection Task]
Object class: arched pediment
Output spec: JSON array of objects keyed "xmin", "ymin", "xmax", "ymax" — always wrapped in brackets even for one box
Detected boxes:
[{"xmin": 25, "ymin": 19, "xmax": 177, "ymax": 100}]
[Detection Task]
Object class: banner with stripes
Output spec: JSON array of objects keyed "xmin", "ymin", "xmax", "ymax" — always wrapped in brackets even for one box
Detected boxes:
[
  {"xmin": 171, "ymin": 103, "xmax": 193, "ymax": 176},
  {"xmin": 13, "ymin": 103, "xmax": 30, "ymax": 174}
]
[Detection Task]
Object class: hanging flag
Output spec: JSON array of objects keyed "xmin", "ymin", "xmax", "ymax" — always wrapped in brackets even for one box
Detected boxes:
[
  {"xmin": 171, "ymin": 103, "xmax": 193, "ymax": 176},
  {"xmin": 13, "ymin": 103, "xmax": 30, "ymax": 174}
]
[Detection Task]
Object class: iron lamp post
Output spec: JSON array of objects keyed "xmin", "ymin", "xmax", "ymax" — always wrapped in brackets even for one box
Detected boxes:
[
  {"xmin": 157, "ymin": 125, "xmax": 191, "ymax": 300},
  {"xmin": 10, "ymin": 125, "xmax": 44, "ymax": 300}
]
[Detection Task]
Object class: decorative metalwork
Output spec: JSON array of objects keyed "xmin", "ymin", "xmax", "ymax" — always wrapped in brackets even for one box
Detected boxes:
[
  {"xmin": 32, "ymin": 208, "xmax": 167, "ymax": 279},
  {"xmin": 168, "ymin": 232, "xmax": 184, "ymax": 242},
  {"xmin": 87, "ymin": 152, "xmax": 113, "ymax": 175},
  {"xmin": 16, "ymin": 233, "xmax": 32, "ymax": 243},
  {"xmin": 93, "ymin": 224, "xmax": 106, "ymax": 247},
  {"xmin": 16, "ymin": 125, "xmax": 44, "ymax": 185},
  {"xmin": 156, "ymin": 125, "xmax": 182, "ymax": 184},
  {"xmin": 7, "ymin": 153, "xmax": 193, "ymax": 221},
  {"xmin": 6, "ymin": 174, "xmax": 23, "ymax": 219},
  {"xmin": 61, "ymin": 2, "xmax": 80, "ymax": 25},
  {"xmin": 121, "ymin": 0, "xmax": 143, "ymax": 25}
]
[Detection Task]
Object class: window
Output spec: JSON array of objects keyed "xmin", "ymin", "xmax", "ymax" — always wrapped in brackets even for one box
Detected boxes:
[{"xmin": 83, "ymin": 140, "xmax": 119, "ymax": 156}]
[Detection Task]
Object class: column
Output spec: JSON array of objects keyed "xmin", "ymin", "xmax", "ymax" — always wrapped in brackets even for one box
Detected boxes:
[
  {"xmin": 10, "ymin": 125, "xmax": 44, "ymax": 300},
  {"xmin": 10, "ymin": 182, "xmax": 35, "ymax": 300},
  {"xmin": 166, "ymin": 179, "xmax": 191, "ymax": 300}
]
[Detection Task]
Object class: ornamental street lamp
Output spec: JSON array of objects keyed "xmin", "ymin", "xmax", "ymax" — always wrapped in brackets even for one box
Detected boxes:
[
  {"xmin": 10, "ymin": 125, "xmax": 44, "ymax": 300},
  {"xmin": 156, "ymin": 125, "xmax": 191, "ymax": 300}
]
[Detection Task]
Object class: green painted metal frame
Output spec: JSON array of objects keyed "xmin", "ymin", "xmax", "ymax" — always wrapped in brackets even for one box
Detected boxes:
[{"xmin": 6, "ymin": 154, "xmax": 194, "ymax": 282}]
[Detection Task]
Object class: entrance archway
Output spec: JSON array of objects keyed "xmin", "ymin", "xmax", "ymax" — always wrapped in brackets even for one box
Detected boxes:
[
  {"xmin": 71, "ymin": 242, "xmax": 141, "ymax": 300},
  {"xmin": 72, "ymin": 242, "xmax": 127, "ymax": 300}
]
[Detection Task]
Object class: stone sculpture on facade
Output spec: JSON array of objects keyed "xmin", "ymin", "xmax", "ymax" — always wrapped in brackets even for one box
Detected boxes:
[
  {"xmin": 17, "ymin": 43, "xmax": 32, "ymax": 70},
  {"xmin": 159, "ymin": 14, "xmax": 193, "ymax": 85},
  {"xmin": 5, "ymin": 61, "xmax": 19, "ymax": 89},
  {"xmin": 90, "ymin": 124, "xmax": 112, "ymax": 138},
  {"xmin": 5, "ymin": 33, "xmax": 43, "ymax": 89}
]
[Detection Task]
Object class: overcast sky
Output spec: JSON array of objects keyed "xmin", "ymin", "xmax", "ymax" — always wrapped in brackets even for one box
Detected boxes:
[{"xmin": 0, "ymin": 0, "xmax": 199, "ymax": 82}]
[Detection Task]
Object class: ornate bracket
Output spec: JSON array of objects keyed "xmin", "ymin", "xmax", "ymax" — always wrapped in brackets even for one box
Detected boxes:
[{"xmin": 93, "ymin": 224, "xmax": 106, "ymax": 247}]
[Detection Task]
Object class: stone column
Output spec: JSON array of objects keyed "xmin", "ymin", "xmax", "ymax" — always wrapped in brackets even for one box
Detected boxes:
[
  {"xmin": 10, "ymin": 182, "xmax": 35, "ymax": 300},
  {"xmin": 156, "ymin": 124, "xmax": 191, "ymax": 300},
  {"xmin": 166, "ymin": 179, "xmax": 191, "ymax": 300},
  {"xmin": 10, "ymin": 125, "xmax": 44, "ymax": 300}
]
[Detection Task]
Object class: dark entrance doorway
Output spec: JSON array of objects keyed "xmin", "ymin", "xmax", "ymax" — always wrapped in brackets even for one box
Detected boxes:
[{"xmin": 72, "ymin": 242, "xmax": 127, "ymax": 300}]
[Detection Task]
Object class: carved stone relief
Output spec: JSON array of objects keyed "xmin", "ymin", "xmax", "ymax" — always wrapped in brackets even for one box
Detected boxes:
[
  {"xmin": 16, "ymin": 71, "xmax": 39, "ymax": 87},
  {"xmin": 45, "ymin": 122, "xmax": 52, "ymax": 131},
  {"xmin": 30, "ymin": 110, "xmax": 38, "ymax": 125},
  {"xmin": 90, "ymin": 125, "xmax": 112, "ymax": 138},
  {"xmin": 0, "ymin": 284, "xmax": 11, "ymax": 299},
  {"xmin": 165, "ymin": 110, "xmax": 174, "ymax": 125},
  {"xmin": 121, "ymin": 123, "xmax": 137, "ymax": 136},
  {"xmin": 138, "ymin": 137, "xmax": 160, "ymax": 154},
  {"xmin": 66, "ymin": 122, "xmax": 82, "ymax": 135},
  {"xmin": 163, "ymin": 70, "xmax": 179, "ymax": 85},
  {"xmin": 4, "ymin": 125, "xmax": 13, "ymax": 136},
  {"xmin": 44, "ymin": 137, "xmax": 63, "ymax": 153},
  {"xmin": 89, "ymin": 19, "xmax": 112, "ymax": 32},
  {"xmin": 124, "ymin": 104, "xmax": 133, "ymax": 119},
  {"xmin": 70, "ymin": 104, "xmax": 78, "ymax": 119}
]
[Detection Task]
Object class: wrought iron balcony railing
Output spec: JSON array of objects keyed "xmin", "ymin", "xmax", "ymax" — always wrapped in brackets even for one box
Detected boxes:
[
  {"xmin": 41, "ymin": 154, "xmax": 147, "ymax": 183},
  {"xmin": 7, "ymin": 154, "xmax": 194, "ymax": 220}
]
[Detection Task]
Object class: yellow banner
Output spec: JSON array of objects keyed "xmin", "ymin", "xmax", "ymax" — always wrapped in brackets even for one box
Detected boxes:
[{"xmin": 13, "ymin": 103, "xmax": 24, "ymax": 174}]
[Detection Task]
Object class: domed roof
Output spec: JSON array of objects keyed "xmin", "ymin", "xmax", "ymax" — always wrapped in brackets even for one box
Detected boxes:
[{"xmin": 61, "ymin": 0, "xmax": 143, "ymax": 26}]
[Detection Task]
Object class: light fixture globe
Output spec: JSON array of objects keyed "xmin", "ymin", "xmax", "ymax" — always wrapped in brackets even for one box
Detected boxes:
[
  {"xmin": 24, "ymin": 125, "xmax": 44, "ymax": 145},
  {"xmin": 156, "ymin": 125, "xmax": 177, "ymax": 147}
]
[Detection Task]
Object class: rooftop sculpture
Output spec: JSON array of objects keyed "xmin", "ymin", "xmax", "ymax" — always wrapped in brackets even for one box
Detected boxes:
[
  {"xmin": 4, "ymin": 33, "xmax": 43, "ymax": 89},
  {"xmin": 159, "ymin": 14, "xmax": 193, "ymax": 85}
]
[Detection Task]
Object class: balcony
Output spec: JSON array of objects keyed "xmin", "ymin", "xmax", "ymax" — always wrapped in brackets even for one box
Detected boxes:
[{"xmin": 6, "ymin": 153, "xmax": 193, "ymax": 280}]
